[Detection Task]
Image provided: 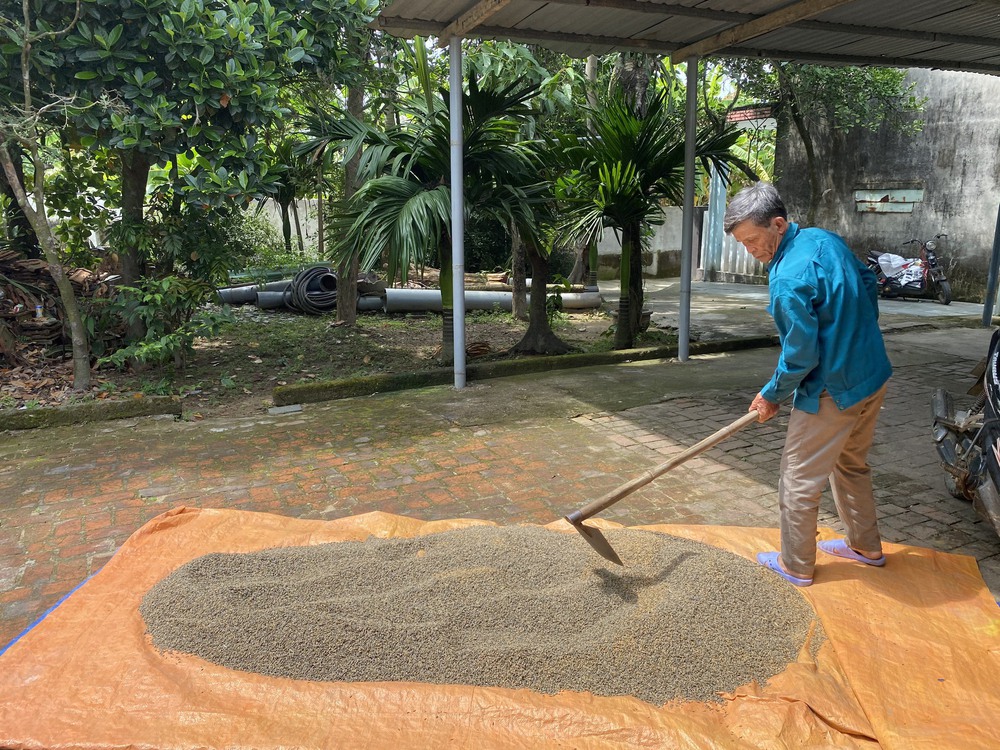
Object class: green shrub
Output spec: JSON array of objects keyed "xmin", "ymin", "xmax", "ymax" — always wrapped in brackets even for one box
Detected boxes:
[
  {"xmin": 465, "ymin": 213, "xmax": 511, "ymax": 273},
  {"xmin": 226, "ymin": 209, "xmax": 297, "ymax": 271},
  {"xmin": 99, "ymin": 276, "xmax": 232, "ymax": 370}
]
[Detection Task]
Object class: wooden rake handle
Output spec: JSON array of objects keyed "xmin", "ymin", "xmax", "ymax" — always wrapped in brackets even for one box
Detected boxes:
[{"xmin": 565, "ymin": 410, "xmax": 760, "ymax": 525}]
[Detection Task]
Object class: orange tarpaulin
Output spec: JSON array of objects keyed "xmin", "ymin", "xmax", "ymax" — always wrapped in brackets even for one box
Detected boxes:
[{"xmin": 1, "ymin": 506, "xmax": 998, "ymax": 749}]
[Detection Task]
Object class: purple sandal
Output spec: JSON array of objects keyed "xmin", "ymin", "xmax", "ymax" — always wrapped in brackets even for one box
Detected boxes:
[
  {"xmin": 756, "ymin": 552, "xmax": 813, "ymax": 587},
  {"xmin": 818, "ymin": 538, "xmax": 886, "ymax": 567}
]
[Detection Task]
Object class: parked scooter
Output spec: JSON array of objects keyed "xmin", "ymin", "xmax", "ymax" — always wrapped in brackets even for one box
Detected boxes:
[
  {"xmin": 932, "ymin": 329, "xmax": 1000, "ymax": 538},
  {"xmin": 866, "ymin": 234, "xmax": 951, "ymax": 305}
]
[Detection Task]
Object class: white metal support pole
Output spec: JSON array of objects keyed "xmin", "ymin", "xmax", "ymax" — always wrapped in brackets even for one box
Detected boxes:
[
  {"xmin": 679, "ymin": 54, "xmax": 699, "ymax": 362},
  {"xmin": 449, "ymin": 37, "xmax": 467, "ymax": 388}
]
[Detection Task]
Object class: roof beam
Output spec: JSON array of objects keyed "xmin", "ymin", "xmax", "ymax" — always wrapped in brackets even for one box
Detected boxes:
[
  {"xmin": 671, "ymin": 0, "xmax": 861, "ymax": 60},
  {"xmin": 723, "ymin": 43, "xmax": 1000, "ymax": 74},
  {"xmin": 375, "ymin": 16, "xmax": 1000, "ymax": 74},
  {"xmin": 377, "ymin": 15, "xmax": 668, "ymax": 51},
  {"xmin": 437, "ymin": 0, "xmax": 516, "ymax": 44},
  {"xmin": 794, "ymin": 18, "xmax": 1000, "ymax": 49},
  {"xmin": 391, "ymin": 0, "xmax": 1000, "ymax": 60},
  {"xmin": 542, "ymin": 0, "xmax": 1000, "ymax": 51},
  {"xmin": 545, "ymin": 0, "xmax": 752, "ymax": 23}
]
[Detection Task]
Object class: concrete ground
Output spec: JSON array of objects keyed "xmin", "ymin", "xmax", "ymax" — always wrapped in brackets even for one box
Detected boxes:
[{"xmin": 2, "ymin": 283, "xmax": 998, "ymax": 649}]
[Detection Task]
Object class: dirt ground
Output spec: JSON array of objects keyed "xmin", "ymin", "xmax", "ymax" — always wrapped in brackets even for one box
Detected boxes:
[{"xmin": 1, "ymin": 306, "xmax": 663, "ymax": 420}]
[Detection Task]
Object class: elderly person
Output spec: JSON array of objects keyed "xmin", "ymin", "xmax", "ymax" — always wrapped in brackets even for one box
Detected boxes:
[{"xmin": 724, "ymin": 183, "xmax": 893, "ymax": 586}]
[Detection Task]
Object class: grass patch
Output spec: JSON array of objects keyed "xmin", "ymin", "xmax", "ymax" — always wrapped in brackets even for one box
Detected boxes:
[{"xmin": 96, "ymin": 306, "xmax": 621, "ymax": 417}]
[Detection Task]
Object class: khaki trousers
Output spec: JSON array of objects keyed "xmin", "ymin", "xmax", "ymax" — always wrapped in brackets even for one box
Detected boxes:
[{"xmin": 778, "ymin": 384, "xmax": 887, "ymax": 579}]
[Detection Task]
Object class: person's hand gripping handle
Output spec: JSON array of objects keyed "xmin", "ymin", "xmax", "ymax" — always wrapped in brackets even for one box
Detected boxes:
[{"xmin": 750, "ymin": 392, "xmax": 780, "ymax": 422}]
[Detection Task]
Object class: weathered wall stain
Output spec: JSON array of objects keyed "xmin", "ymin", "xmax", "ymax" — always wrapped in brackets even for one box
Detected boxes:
[{"xmin": 776, "ymin": 69, "xmax": 1000, "ymax": 301}]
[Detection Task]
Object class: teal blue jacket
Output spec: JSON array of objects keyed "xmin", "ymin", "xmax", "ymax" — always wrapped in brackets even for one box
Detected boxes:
[{"xmin": 761, "ymin": 222, "xmax": 892, "ymax": 413}]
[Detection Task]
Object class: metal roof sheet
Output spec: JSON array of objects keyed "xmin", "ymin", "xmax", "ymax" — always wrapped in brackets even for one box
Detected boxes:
[{"xmin": 376, "ymin": 0, "xmax": 1000, "ymax": 74}]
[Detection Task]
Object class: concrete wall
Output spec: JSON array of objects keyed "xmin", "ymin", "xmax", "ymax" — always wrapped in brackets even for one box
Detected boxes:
[
  {"xmin": 775, "ymin": 69, "xmax": 1000, "ymax": 300},
  {"xmin": 261, "ymin": 199, "xmax": 321, "ymax": 250},
  {"xmin": 595, "ymin": 207, "xmax": 703, "ymax": 279}
]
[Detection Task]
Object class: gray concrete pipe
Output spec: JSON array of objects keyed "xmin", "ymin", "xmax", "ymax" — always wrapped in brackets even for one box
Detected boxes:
[
  {"xmin": 358, "ymin": 295, "xmax": 385, "ymax": 312},
  {"xmin": 384, "ymin": 289, "xmax": 511, "ymax": 313},
  {"xmin": 217, "ymin": 279, "xmax": 291, "ymax": 304},
  {"xmin": 524, "ymin": 278, "xmax": 600, "ymax": 293},
  {"xmin": 254, "ymin": 291, "xmax": 291, "ymax": 310},
  {"xmin": 260, "ymin": 280, "xmax": 292, "ymax": 292},
  {"xmin": 557, "ymin": 291, "xmax": 603, "ymax": 309},
  {"xmin": 216, "ymin": 285, "xmax": 259, "ymax": 304},
  {"xmin": 383, "ymin": 288, "xmax": 602, "ymax": 313}
]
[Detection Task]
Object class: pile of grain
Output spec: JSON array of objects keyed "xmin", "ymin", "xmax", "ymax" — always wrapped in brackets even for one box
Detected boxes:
[{"xmin": 140, "ymin": 525, "xmax": 820, "ymax": 705}]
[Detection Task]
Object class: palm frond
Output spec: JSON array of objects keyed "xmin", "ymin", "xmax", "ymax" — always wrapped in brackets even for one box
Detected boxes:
[
  {"xmin": 332, "ymin": 176, "xmax": 452, "ymax": 285},
  {"xmin": 552, "ymin": 86, "xmax": 751, "ymax": 249},
  {"xmin": 297, "ymin": 110, "xmax": 377, "ymax": 168},
  {"xmin": 326, "ymin": 74, "xmax": 556, "ymax": 277}
]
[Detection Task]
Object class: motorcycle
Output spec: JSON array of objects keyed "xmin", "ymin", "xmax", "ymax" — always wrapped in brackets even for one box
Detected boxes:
[
  {"xmin": 866, "ymin": 233, "xmax": 952, "ymax": 305},
  {"xmin": 931, "ymin": 329, "xmax": 1000, "ymax": 538}
]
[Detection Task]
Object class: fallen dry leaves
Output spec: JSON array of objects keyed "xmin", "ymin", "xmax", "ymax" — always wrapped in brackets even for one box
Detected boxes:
[{"xmin": 1, "ymin": 346, "xmax": 109, "ymax": 410}]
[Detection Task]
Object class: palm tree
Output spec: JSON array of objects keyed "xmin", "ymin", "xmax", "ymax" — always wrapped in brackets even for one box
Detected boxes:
[
  {"xmin": 267, "ymin": 137, "xmax": 314, "ymax": 255},
  {"xmin": 557, "ymin": 89, "xmax": 751, "ymax": 349},
  {"xmin": 503, "ymin": 133, "xmax": 604, "ymax": 357},
  {"xmin": 501, "ymin": 170, "xmax": 571, "ymax": 356},
  {"xmin": 304, "ymin": 48, "xmax": 540, "ymax": 363}
]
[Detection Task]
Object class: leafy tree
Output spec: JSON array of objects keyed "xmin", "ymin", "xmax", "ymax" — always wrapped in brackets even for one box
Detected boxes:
[
  {"xmin": 723, "ymin": 60, "xmax": 925, "ymax": 224},
  {"xmin": 14, "ymin": 0, "xmax": 377, "ymax": 286},
  {"xmin": 461, "ymin": 42, "xmax": 599, "ymax": 310},
  {"xmin": 0, "ymin": 0, "xmax": 91, "ymax": 388},
  {"xmin": 557, "ymin": 88, "xmax": 750, "ymax": 349}
]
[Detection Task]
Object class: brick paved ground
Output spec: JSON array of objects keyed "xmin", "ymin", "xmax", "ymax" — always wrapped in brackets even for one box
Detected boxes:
[{"xmin": 1, "ymin": 323, "xmax": 998, "ymax": 650}]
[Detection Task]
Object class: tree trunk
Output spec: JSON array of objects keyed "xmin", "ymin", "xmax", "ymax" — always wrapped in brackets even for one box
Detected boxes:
[
  {"xmin": 0, "ymin": 141, "xmax": 91, "ymax": 389},
  {"xmin": 279, "ymin": 201, "xmax": 293, "ymax": 253},
  {"xmin": 510, "ymin": 223, "xmax": 528, "ymax": 321},
  {"xmin": 291, "ymin": 199, "xmax": 305, "ymax": 255},
  {"xmin": 613, "ymin": 222, "xmax": 640, "ymax": 350},
  {"xmin": 588, "ymin": 240, "xmax": 599, "ymax": 287},
  {"xmin": 616, "ymin": 52, "xmax": 653, "ymax": 116},
  {"xmin": 336, "ymin": 78, "xmax": 365, "ymax": 326},
  {"xmin": 0, "ymin": 145, "xmax": 40, "ymax": 258},
  {"xmin": 511, "ymin": 240, "xmax": 570, "ymax": 355},
  {"xmin": 627, "ymin": 221, "xmax": 644, "ymax": 338},
  {"xmin": 568, "ymin": 244, "xmax": 584, "ymax": 285},
  {"xmin": 119, "ymin": 149, "xmax": 151, "ymax": 286},
  {"xmin": 776, "ymin": 67, "xmax": 821, "ymax": 226},
  {"xmin": 160, "ymin": 158, "xmax": 180, "ymax": 276},
  {"xmin": 567, "ymin": 237, "xmax": 591, "ymax": 285}
]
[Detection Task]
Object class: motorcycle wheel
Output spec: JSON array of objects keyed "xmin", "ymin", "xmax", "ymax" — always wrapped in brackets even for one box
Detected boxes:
[
  {"xmin": 936, "ymin": 280, "xmax": 952, "ymax": 305},
  {"xmin": 945, "ymin": 472, "xmax": 974, "ymax": 501}
]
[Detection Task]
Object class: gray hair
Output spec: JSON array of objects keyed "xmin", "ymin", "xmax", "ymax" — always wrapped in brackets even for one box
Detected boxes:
[{"xmin": 723, "ymin": 182, "xmax": 787, "ymax": 233}]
